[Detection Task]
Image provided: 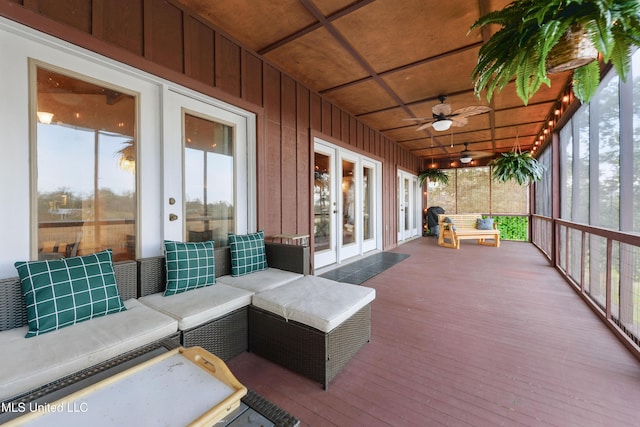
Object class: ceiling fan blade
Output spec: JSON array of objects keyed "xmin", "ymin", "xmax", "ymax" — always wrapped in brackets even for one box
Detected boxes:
[
  {"xmin": 432, "ymin": 103, "xmax": 451, "ymax": 116},
  {"xmin": 463, "ymin": 150, "xmax": 494, "ymax": 158},
  {"xmin": 450, "ymin": 116, "xmax": 468, "ymax": 127},
  {"xmin": 416, "ymin": 122, "xmax": 433, "ymax": 131},
  {"xmin": 402, "ymin": 117, "xmax": 430, "ymax": 121},
  {"xmin": 451, "ymin": 105, "xmax": 491, "ymax": 117}
]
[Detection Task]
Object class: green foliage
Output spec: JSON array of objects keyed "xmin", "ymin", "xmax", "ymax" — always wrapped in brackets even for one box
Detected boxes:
[
  {"xmin": 489, "ymin": 215, "xmax": 529, "ymax": 241},
  {"xmin": 490, "ymin": 151, "xmax": 546, "ymax": 185},
  {"xmin": 417, "ymin": 168, "xmax": 449, "ymax": 186},
  {"xmin": 470, "ymin": 0, "xmax": 640, "ymax": 104}
]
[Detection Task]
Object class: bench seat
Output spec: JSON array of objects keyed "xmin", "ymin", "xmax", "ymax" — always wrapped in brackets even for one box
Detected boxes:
[
  {"xmin": 0, "ymin": 299, "xmax": 178, "ymax": 402},
  {"xmin": 438, "ymin": 214, "xmax": 500, "ymax": 249}
]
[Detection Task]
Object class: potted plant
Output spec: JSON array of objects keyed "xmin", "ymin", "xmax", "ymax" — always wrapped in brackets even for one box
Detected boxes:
[
  {"xmin": 490, "ymin": 149, "xmax": 546, "ymax": 185},
  {"xmin": 470, "ymin": 0, "xmax": 640, "ymax": 105},
  {"xmin": 418, "ymin": 168, "xmax": 449, "ymax": 186}
]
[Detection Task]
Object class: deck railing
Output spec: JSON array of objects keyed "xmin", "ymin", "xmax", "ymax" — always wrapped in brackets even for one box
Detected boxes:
[{"xmin": 532, "ymin": 215, "xmax": 640, "ymax": 356}]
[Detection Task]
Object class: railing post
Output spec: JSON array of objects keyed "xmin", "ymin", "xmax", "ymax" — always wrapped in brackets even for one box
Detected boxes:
[{"xmin": 605, "ymin": 238, "xmax": 612, "ymax": 320}]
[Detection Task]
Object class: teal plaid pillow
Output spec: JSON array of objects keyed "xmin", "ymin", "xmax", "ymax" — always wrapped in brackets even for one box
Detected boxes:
[
  {"xmin": 164, "ymin": 240, "xmax": 216, "ymax": 296},
  {"xmin": 229, "ymin": 231, "xmax": 267, "ymax": 277},
  {"xmin": 15, "ymin": 249, "xmax": 126, "ymax": 338}
]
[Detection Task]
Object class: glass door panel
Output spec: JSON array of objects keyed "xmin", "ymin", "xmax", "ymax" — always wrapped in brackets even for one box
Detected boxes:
[
  {"xmin": 35, "ymin": 66, "xmax": 137, "ymax": 261},
  {"xmin": 404, "ymin": 177, "xmax": 410, "ymax": 233},
  {"xmin": 341, "ymin": 158, "xmax": 356, "ymax": 246},
  {"xmin": 184, "ymin": 114, "xmax": 234, "ymax": 246},
  {"xmin": 363, "ymin": 165, "xmax": 373, "ymax": 241},
  {"xmin": 314, "ymin": 148, "xmax": 337, "ymax": 267},
  {"xmin": 340, "ymin": 154, "xmax": 359, "ymax": 260}
]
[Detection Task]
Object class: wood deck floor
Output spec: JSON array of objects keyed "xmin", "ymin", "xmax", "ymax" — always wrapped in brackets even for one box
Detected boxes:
[{"xmin": 227, "ymin": 238, "xmax": 640, "ymax": 427}]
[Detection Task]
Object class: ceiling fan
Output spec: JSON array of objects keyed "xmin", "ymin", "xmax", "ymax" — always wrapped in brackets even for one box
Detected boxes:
[
  {"xmin": 405, "ymin": 95, "xmax": 491, "ymax": 131},
  {"xmin": 458, "ymin": 142, "xmax": 493, "ymax": 164}
]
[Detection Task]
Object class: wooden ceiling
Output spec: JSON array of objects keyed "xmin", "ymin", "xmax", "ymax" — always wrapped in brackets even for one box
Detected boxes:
[{"xmin": 176, "ymin": 0, "xmax": 573, "ymax": 166}]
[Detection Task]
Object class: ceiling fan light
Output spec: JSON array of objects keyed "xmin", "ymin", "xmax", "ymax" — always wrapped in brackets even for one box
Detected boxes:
[
  {"xmin": 432, "ymin": 119, "xmax": 453, "ymax": 131},
  {"xmin": 460, "ymin": 156, "xmax": 473, "ymax": 164}
]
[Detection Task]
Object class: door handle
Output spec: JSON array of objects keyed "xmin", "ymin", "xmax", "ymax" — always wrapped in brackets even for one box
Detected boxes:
[{"xmin": 169, "ymin": 214, "xmax": 178, "ymax": 221}]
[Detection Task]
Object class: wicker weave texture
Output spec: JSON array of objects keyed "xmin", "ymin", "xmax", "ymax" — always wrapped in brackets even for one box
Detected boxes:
[
  {"xmin": 248, "ymin": 304, "xmax": 371, "ymax": 389},
  {"xmin": 243, "ymin": 388, "xmax": 300, "ymax": 427},
  {"xmin": 0, "ymin": 277, "xmax": 26, "ymax": 331},
  {"xmin": 113, "ymin": 260, "xmax": 137, "ymax": 301},
  {"xmin": 182, "ymin": 307, "xmax": 248, "ymax": 361}
]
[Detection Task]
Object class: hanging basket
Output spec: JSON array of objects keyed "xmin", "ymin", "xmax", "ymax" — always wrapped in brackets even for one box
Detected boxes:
[{"xmin": 546, "ymin": 24, "xmax": 598, "ymax": 73}]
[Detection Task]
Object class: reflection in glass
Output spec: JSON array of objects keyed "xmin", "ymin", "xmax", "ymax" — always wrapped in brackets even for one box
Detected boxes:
[
  {"xmin": 404, "ymin": 178, "xmax": 410, "ymax": 231},
  {"xmin": 36, "ymin": 67, "xmax": 136, "ymax": 261},
  {"xmin": 363, "ymin": 166, "xmax": 373, "ymax": 240},
  {"xmin": 314, "ymin": 152, "xmax": 331, "ymax": 252},
  {"xmin": 342, "ymin": 160, "xmax": 356, "ymax": 245},
  {"xmin": 184, "ymin": 114, "xmax": 234, "ymax": 247}
]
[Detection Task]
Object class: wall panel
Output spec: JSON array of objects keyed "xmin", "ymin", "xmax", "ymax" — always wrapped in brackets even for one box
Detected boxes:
[
  {"xmin": 242, "ymin": 52, "xmax": 263, "ymax": 107},
  {"xmin": 4, "ymin": 0, "xmax": 420, "ymax": 253},
  {"xmin": 149, "ymin": 0, "xmax": 183, "ymax": 73},
  {"xmin": 34, "ymin": 0, "xmax": 91, "ymax": 33},
  {"xmin": 296, "ymin": 84, "xmax": 311, "ymax": 236},
  {"xmin": 281, "ymin": 75, "xmax": 297, "ymax": 233},
  {"xmin": 99, "ymin": 0, "xmax": 143, "ymax": 55},
  {"xmin": 184, "ymin": 16, "xmax": 214, "ymax": 86},
  {"xmin": 215, "ymin": 34, "xmax": 241, "ymax": 98}
]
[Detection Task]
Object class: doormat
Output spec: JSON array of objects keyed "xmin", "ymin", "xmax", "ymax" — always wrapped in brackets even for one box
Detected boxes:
[{"xmin": 319, "ymin": 252, "xmax": 410, "ymax": 285}]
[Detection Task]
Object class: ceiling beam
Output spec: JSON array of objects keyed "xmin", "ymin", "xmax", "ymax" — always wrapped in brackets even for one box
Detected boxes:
[
  {"xmin": 258, "ymin": 0, "xmax": 375, "ymax": 55},
  {"xmin": 298, "ymin": 0, "xmax": 417, "ymax": 121}
]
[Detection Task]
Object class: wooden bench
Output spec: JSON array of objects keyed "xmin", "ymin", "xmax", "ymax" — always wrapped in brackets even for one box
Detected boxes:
[{"xmin": 437, "ymin": 214, "xmax": 500, "ymax": 249}]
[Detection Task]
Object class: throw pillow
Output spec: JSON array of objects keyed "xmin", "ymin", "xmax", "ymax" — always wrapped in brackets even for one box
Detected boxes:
[
  {"xmin": 477, "ymin": 218, "xmax": 494, "ymax": 230},
  {"xmin": 164, "ymin": 240, "xmax": 216, "ymax": 296},
  {"xmin": 15, "ymin": 249, "xmax": 126, "ymax": 338},
  {"xmin": 228, "ymin": 231, "xmax": 268, "ymax": 277},
  {"xmin": 443, "ymin": 217, "xmax": 457, "ymax": 231}
]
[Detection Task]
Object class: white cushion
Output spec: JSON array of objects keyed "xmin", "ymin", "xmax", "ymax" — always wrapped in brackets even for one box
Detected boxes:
[
  {"xmin": 251, "ymin": 275, "xmax": 376, "ymax": 333},
  {"xmin": 138, "ymin": 284, "xmax": 253, "ymax": 330},
  {"xmin": 0, "ymin": 299, "xmax": 178, "ymax": 401},
  {"xmin": 216, "ymin": 268, "xmax": 303, "ymax": 293}
]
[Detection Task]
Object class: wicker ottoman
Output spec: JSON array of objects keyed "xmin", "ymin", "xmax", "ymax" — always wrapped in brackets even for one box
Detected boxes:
[{"xmin": 249, "ymin": 276, "xmax": 375, "ymax": 389}]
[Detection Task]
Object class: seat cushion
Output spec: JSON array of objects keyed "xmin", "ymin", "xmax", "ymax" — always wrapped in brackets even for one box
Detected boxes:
[
  {"xmin": 0, "ymin": 299, "xmax": 178, "ymax": 401},
  {"xmin": 14, "ymin": 249, "xmax": 127, "ymax": 337},
  {"xmin": 216, "ymin": 268, "xmax": 303, "ymax": 293},
  {"xmin": 138, "ymin": 284, "xmax": 254, "ymax": 330},
  {"xmin": 251, "ymin": 275, "xmax": 376, "ymax": 333}
]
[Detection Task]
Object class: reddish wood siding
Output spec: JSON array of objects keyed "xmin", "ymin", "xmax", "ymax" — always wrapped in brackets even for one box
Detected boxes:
[
  {"xmin": 98, "ymin": 0, "xmax": 144, "ymax": 55},
  {"xmin": 148, "ymin": 0, "xmax": 183, "ymax": 73},
  {"xmin": 1, "ymin": 0, "xmax": 422, "ymax": 250},
  {"xmin": 184, "ymin": 16, "xmax": 214, "ymax": 86}
]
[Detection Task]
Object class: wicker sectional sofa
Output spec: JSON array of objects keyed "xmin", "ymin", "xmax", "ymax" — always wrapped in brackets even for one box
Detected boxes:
[
  {"xmin": 0, "ymin": 239, "xmax": 373, "ymax": 407},
  {"xmin": 0, "ymin": 242, "xmax": 309, "ymax": 407}
]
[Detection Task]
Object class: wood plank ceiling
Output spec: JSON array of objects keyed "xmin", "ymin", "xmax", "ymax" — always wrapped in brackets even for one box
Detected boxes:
[{"xmin": 177, "ymin": 0, "xmax": 573, "ymax": 167}]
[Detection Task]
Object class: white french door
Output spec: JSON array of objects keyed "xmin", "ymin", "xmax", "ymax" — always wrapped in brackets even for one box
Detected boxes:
[
  {"xmin": 397, "ymin": 170, "xmax": 420, "ymax": 242},
  {"xmin": 162, "ymin": 86, "xmax": 255, "ymax": 244},
  {"xmin": 314, "ymin": 138, "xmax": 381, "ymax": 269}
]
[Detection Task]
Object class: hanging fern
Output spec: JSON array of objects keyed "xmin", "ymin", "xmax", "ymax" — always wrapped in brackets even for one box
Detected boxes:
[
  {"xmin": 490, "ymin": 151, "xmax": 546, "ymax": 186},
  {"xmin": 417, "ymin": 169, "xmax": 449, "ymax": 186},
  {"xmin": 470, "ymin": 0, "xmax": 640, "ymax": 105}
]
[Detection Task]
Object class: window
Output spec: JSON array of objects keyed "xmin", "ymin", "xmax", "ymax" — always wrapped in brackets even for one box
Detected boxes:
[
  {"xmin": 184, "ymin": 113, "xmax": 234, "ymax": 246},
  {"xmin": 35, "ymin": 66, "xmax": 137, "ymax": 261}
]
